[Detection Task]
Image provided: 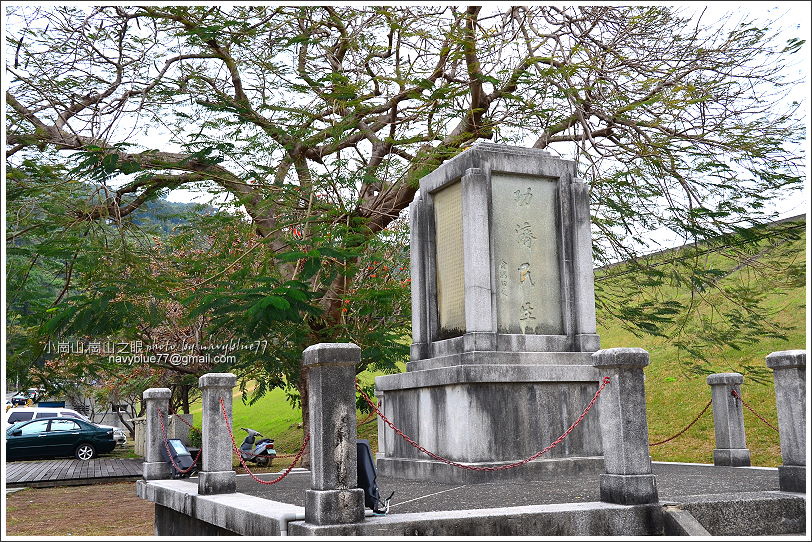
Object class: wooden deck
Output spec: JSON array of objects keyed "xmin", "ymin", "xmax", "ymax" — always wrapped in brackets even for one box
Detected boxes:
[{"xmin": 6, "ymin": 458, "xmax": 142, "ymax": 487}]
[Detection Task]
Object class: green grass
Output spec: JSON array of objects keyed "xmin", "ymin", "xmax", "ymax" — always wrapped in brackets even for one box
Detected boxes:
[
  {"xmin": 185, "ymin": 386, "xmax": 304, "ymax": 456},
  {"xmin": 183, "ymin": 362, "xmax": 405, "ymax": 458},
  {"xmin": 598, "ymin": 224, "xmax": 806, "ymax": 466},
  {"xmin": 183, "ymin": 222, "xmax": 805, "ymax": 468}
]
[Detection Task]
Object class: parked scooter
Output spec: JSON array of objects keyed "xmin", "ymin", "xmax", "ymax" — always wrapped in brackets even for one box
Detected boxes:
[{"xmin": 238, "ymin": 427, "xmax": 276, "ymax": 466}]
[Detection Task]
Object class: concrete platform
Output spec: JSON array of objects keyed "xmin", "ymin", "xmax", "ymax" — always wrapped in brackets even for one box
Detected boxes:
[
  {"xmin": 206, "ymin": 462, "xmax": 783, "ymax": 511},
  {"xmin": 136, "ymin": 462, "xmax": 807, "ymax": 536}
]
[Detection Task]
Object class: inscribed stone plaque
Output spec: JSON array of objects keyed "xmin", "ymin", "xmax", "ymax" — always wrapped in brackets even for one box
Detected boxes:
[
  {"xmin": 492, "ymin": 174, "xmax": 563, "ymax": 334},
  {"xmin": 433, "ymin": 181, "xmax": 465, "ymax": 337}
]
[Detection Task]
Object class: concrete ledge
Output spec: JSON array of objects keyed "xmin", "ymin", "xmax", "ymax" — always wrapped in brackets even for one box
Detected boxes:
[
  {"xmin": 426, "ymin": 335, "xmax": 599, "ymax": 359},
  {"xmin": 661, "ymin": 506, "xmax": 711, "ymax": 536},
  {"xmin": 376, "ymin": 364, "xmax": 601, "ymax": 391},
  {"xmin": 652, "ymin": 460, "xmax": 777, "ymax": 471},
  {"xmin": 136, "ymin": 479, "xmax": 304, "ymax": 536},
  {"xmin": 377, "ymin": 456, "xmax": 603, "ymax": 484},
  {"xmin": 136, "ymin": 471, "xmax": 806, "ymax": 536},
  {"xmin": 660, "ymin": 491, "xmax": 806, "ymax": 536},
  {"xmin": 288, "ymin": 500, "xmax": 663, "ymax": 536},
  {"xmin": 405, "ymin": 351, "xmax": 595, "ymax": 372}
]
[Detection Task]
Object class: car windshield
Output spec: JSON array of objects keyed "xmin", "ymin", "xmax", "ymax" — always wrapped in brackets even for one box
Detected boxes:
[{"xmin": 6, "ymin": 421, "xmax": 25, "ymax": 434}]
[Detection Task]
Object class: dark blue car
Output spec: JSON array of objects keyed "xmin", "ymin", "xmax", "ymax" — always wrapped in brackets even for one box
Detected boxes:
[{"xmin": 6, "ymin": 417, "xmax": 116, "ymax": 461}]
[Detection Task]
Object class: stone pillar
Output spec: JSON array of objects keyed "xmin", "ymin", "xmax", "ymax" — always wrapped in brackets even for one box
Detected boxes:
[
  {"xmin": 168, "ymin": 413, "xmax": 193, "ymax": 444},
  {"xmin": 304, "ymin": 343, "xmax": 365, "ymax": 525},
  {"xmin": 198, "ymin": 373, "xmax": 237, "ymax": 495},
  {"xmin": 571, "ymin": 177, "xmax": 600, "ymax": 352},
  {"xmin": 375, "ymin": 390, "xmax": 387, "ymax": 461},
  {"xmin": 766, "ymin": 350, "xmax": 806, "ymax": 493},
  {"xmin": 592, "ymin": 348, "xmax": 658, "ymax": 505},
  {"xmin": 461, "ymin": 167, "xmax": 495, "ymax": 352},
  {"xmin": 409, "ymin": 194, "xmax": 429, "ymax": 361},
  {"xmin": 142, "ymin": 388, "xmax": 171, "ymax": 480},
  {"xmin": 707, "ymin": 373, "xmax": 750, "ymax": 467}
]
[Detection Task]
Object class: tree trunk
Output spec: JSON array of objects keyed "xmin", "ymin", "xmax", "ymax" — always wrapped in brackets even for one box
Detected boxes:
[
  {"xmin": 116, "ymin": 408, "xmax": 134, "ymax": 437},
  {"xmin": 181, "ymin": 384, "xmax": 190, "ymax": 414}
]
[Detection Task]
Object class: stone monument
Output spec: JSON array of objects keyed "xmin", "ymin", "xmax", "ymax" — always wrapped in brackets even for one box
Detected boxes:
[{"xmin": 375, "ymin": 143, "xmax": 604, "ymax": 483}]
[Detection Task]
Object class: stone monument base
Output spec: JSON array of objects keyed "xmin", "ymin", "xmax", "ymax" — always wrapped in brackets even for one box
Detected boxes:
[
  {"xmin": 713, "ymin": 448, "xmax": 751, "ymax": 467},
  {"xmin": 142, "ymin": 461, "xmax": 170, "ymax": 480},
  {"xmin": 304, "ymin": 488, "xmax": 365, "ymax": 525},
  {"xmin": 600, "ymin": 473, "xmax": 659, "ymax": 505},
  {"xmin": 198, "ymin": 471, "xmax": 236, "ymax": 495},
  {"xmin": 377, "ymin": 456, "xmax": 603, "ymax": 484},
  {"xmin": 778, "ymin": 465, "xmax": 805, "ymax": 493},
  {"xmin": 375, "ymin": 352, "xmax": 605, "ymax": 484}
]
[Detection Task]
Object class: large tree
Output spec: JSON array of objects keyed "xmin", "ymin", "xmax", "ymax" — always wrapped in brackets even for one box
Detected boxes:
[{"xmin": 5, "ymin": 5, "xmax": 805, "ymax": 444}]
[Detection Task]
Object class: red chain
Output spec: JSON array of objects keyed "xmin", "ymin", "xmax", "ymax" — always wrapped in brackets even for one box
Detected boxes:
[
  {"xmin": 218, "ymin": 397, "xmax": 310, "ymax": 485},
  {"xmin": 731, "ymin": 389, "xmax": 779, "ymax": 432},
  {"xmin": 355, "ymin": 376, "xmax": 610, "ymax": 472},
  {"xmin": 157, "ymin": 408, "xmax": 202, "ymax": 474},
  {"xmin": 649, "ymin": 399, "xmax": 712, "ymax": 447}
]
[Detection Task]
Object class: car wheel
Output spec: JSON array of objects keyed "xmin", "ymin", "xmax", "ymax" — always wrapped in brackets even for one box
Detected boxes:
[{"xmin": 75, "ymin": 443, "xmax": 95, "ymax": 461}]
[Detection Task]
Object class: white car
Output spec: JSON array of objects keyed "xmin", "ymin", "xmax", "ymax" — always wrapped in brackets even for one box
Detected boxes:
[{"xmin": 5, "ymin": 407, "xmax": 127, "ymax": 445}]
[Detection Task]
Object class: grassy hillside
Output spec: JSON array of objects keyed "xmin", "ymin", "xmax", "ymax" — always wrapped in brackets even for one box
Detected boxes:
[
  {"xmin": 184, "ymin": 220, "xmax": 805, "ymax": 468},
  {"xmin": 598, "ymin": 220, "xmax": 805, "ymax": 466}
]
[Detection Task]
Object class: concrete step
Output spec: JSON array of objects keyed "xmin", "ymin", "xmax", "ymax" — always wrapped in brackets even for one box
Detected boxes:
[
  {"xmin": 662, "ymin": 491, "xmax": 806, "ymax": 536},
  {"xmin": 406, "ymin": 351, "xmax": 595, "ymax": 372}
]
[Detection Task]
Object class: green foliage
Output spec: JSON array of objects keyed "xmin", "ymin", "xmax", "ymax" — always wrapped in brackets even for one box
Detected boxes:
[
  {"xmin": 187, "ymin": 426, "xmax": 202, "ymax": 448},
  {"xmin": 4, "ymin": 5, "xmax": 805, "ymax": 421},
  {"xmin": 597, "ymin": 218, "xmax": 805, "ymax": 376}
]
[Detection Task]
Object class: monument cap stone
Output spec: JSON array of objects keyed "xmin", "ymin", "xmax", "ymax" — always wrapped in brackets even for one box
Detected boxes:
[
  {"xmin": 199, "ymin": 373, "xmax": 237, "ymax": 388},
  {"xmin": 303, "ymin": 343, "xmax": 361, "ymax": 367},
  {"xmin": 592, "ymin": 348, "xmax": 650, "ymax": 369},
  {"xmin": 706, "ymin": 372, "xmax": 744, "ymax": 385},
  {"xmin": 143, "ymin": 387, "xmax": 171, "ymax": 399},
  {"xmin": 766, "ymin": 350, "xmax": 806, "ymax": 370}
]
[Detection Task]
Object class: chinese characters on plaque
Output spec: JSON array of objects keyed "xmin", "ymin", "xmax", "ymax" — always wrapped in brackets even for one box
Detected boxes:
[{"xmin": 493, "ymin": 174, "xmax": 563, "ymax": 335}]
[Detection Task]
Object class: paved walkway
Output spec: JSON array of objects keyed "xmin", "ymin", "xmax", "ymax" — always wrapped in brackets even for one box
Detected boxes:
[
  {"xmin": 186, "ymin": 461, "xmax": 781, "ymax": 513},
  {"xmin": 6, "ymin": 458, "xmax": 142, "ymax": 487}
]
